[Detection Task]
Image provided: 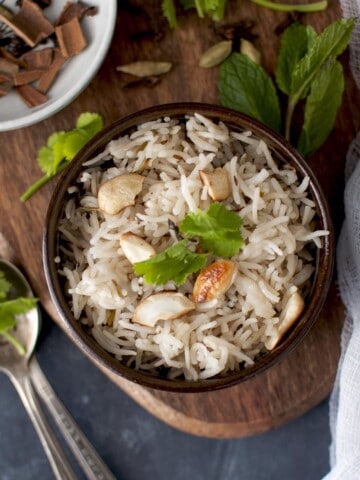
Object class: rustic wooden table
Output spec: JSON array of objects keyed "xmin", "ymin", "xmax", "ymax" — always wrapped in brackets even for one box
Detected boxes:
[{"xmin": 0, "ymin": 0, "xmax": 359, "ymax": 438}]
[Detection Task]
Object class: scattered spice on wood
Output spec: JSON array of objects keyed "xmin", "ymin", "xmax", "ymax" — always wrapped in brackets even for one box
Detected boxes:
[
  {"xmin": 55, "ymin": 17, "xmax": 86, "ymax": 58},
  {"xmin": 15, "ymin": 83, "xmax": 48, "ymax": 106},
  {"xmin": 116, "ymin": 61, "xmax": 172, "ymax": 77},
  {"xmin": 121, "ymin": 75, "xmax": 162, "ymax": 89},
  {"xmin": 0, "ymin": 0, "xmax": 97, "ymax": 108}
]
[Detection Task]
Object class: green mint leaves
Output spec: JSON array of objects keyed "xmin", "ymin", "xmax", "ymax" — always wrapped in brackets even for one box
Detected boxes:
[
  {"xmin": 219, "ymin": 53, "xmax": 282, "ymax": 133},
  {"xmin": 162, "ymin": 0, "xmax": 178, "ymax": 27},
  {"xmin": 218, "ymin": 18, "xmax": 355, "ymax": 157},
  {"xmin": 134, "ymin": 204, "xmax": 243, "ymax": 286},
  {"xmin": 289, "ymin": 18, "xmax": 355, "ymax": 100},
  {"xmin": 21, "ymin": 113, "xmax": 103, "ymax": 202},
  {"xmin": 179, "ymin": 203, "xmax": 243, "ymax": 257},
  {"xmin": 0, "ymin": 271, "xmax": 38, "ymax": 355},
  {"xmin": 275, "ymin": 23, "xmax": 316, "ymax": 96},
  {"xmin": 298, "ymin": 59, "xmax": 344, "ymax": 157},
  {"xmin": 162, "ymin": 0, "xmax": 327, "ymax": 26},
  {"xmin": 162, "ymin": 0, "xmax": 226, "ymax": 26}
]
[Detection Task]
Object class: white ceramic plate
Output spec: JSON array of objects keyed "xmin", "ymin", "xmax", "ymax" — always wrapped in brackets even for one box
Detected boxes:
[{"xmin": 0, "ymin": 0, "xmax": 117, "ymax": 132}]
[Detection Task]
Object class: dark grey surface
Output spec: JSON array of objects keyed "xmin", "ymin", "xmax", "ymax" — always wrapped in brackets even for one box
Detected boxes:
[{"xmin": 0, "ymin": 313, "xmax": 331, "ymax": 480}]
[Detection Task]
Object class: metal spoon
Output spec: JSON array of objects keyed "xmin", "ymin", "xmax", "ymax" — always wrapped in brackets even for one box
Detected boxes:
[{"xmin": 0, "ymin": 259, "xmax": 116, "ymax": 480}]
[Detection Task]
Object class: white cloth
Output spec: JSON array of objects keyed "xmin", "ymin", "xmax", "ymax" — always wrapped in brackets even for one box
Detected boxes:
[{"xmin": 323, "ymin": 1, "xmax": 360, "ymax": 478}]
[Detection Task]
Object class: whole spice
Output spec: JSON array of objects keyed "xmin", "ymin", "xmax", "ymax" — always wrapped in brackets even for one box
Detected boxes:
[
  {"xmin": 116, "ymin": 61, "xmax": 172, "ymax": 77},
  {"xmin": 199, "ymin": 40, "xmax": 232, "ymax": 68}
]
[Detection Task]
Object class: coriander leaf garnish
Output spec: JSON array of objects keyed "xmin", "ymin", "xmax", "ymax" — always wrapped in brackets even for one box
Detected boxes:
[
  {"xmin": 275, "ymin": 23, "xmax": 316, "ymax": 96},
  {"xmin": 133, "ymin": 204, "xmax": 243, "ymax": 286},
  {"xmin": 20, "ymin": 113, "xmax": 103, "ymax": 202},
  {"xmin": 219, "ymin": 53, "xmax": 282, "ymax": 133},
  {"xmin": 134, "ymin": 240, "xmax": 208, "ymax": 286},
  {"xmin": 297, "ymin": 59, "xmax": 344, "ymax": 157},
  {"xmin": 0, "ymin": 271, "xmax": 38, "ymax": 355},
  {"xmin": 180, "ymin": 203, "xmax": 243, "ymax": 257}
]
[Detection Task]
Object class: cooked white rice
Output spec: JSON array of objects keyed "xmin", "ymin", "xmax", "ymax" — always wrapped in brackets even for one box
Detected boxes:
[{"xmin": 58, "ymin": 113, "xmax": 328, "ymax": 380}]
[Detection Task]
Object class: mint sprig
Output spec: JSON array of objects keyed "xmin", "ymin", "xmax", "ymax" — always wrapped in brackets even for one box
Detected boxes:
[
  {"xmin": 218, "ymin": 18, "xmax": 355, "ymax": 157},
  {"xmin": 162, "ymin": 0, "xmax": 327, "ymax": 26},
  {"xmin": 219, "ymin": 53, "xmax": 282, "ymax": 133}
]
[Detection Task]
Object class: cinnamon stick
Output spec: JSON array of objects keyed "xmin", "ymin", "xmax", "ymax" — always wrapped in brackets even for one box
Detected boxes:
[
  {"xmin": 15, "ymin": 83, "xmax": 47, "ymax": 107},
  {"xmin": 55, "ymin": 17, "xmax": 87, "ymax": 58}
]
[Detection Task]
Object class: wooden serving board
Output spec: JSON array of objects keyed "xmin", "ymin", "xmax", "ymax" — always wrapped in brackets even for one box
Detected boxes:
[{"xmin": 0, "ymin": 0, "xmax": 359, "ymax": 438}]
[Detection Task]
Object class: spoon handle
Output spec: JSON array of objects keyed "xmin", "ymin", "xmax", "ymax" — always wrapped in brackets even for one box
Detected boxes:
[
  {"xmin": 9, "ymin": 368, "xmax": 78, "ymax": 480},
  {"xmin": 29, "ymin": 356, "xmax": 116, "ymax": 480}
]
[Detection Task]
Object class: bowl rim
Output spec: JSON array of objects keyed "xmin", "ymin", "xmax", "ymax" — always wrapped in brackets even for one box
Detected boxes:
[{"xmin": 43, "ymin": 102, "xmax": 335, "ymax": 392}]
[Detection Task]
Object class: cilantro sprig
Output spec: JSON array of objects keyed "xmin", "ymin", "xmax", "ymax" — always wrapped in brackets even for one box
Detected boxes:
[
  {"xmin": 21, "ymin": 113, "xmax": 103, "ymax": 202},
  {"xmin": 179, "ymin": 203, "xmax": 243, "ymax": 257},
  {"xmin": 134, "ymin": 240, "xmax": 208, "ymax": 285},
  {"xmin": 219, "ymin": 18, "xmax": 355, "ymax": 157},
  {"xmin": 133, "ymin": 203, "xmax": 243, "ymax": 286},
  {"xmin": 0, "ymin": 271, "xmax": 38, "ymax": 355}
]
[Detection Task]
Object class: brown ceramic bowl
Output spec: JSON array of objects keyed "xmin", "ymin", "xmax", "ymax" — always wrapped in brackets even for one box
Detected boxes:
[{"xmin": 43, "ymin": 103, "xmax": 334, "ymax": 392}]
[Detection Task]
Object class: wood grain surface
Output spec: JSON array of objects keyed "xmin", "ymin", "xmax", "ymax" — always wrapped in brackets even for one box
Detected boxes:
[{"xmin": 0, "ymin": 0, "xmax": 359, "ymax": 438}]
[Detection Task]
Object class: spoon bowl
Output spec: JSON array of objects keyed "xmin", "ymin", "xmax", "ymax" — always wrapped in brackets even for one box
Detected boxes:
[
  {"xmin": 0, "ymin": 260, "xmax": 39, "ymax": 364},
  {"xmin": 0, "ymin": 258, "xmax": 116, "ymax": 480}
]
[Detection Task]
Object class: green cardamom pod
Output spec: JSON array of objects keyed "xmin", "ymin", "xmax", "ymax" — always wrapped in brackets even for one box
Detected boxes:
[
  {"xmin": 116, "ymin": 61, "xmax": 172, "ymax": 77},
  {"xmin": 199, "ymin": 41, "xmax": 232, "ymax": 68}
]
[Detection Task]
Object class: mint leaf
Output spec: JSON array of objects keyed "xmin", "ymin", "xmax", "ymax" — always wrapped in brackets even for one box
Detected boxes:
[
  {"xmin": 202, "ymin": 0, "xmax": 226, "ymax": 20},
  {"xmin": 284, "ymin": 18, "xmax": 354, "ymax": 142},
  {"xmin": 162, "ymin": 0, "xmax": 178, "ymax": 27},
  {"xmin": 290, "ymin": 18, "xmax": 355, "ymax": 100},
  {"xmin": 298, "ymin": 59, "xmax": 344, "ymax": 157},
  {"xmin": 179, "ymin": 0, "xmax": 196, "ymax": 8},
  {"xmin": 179, "ymin": 203, "xmax": 243, "ymax": 257},
  {"xmin": 250, "ymin": 0, "xmax": 327, "ymax": 13},
  {"xmin": 275, "ymin": 23, "xmax": 316, "ymax": 95},
  {"xmin": 0, "ymin": 271, "xmax": 11, "ymax": 301},
  {"xmin": 134, "ymin": 240, "xmax": 208, "ymax": 285},
  {"xmin": 219, "ymin": 53, "xmax": 281, "ymax": 133}
]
